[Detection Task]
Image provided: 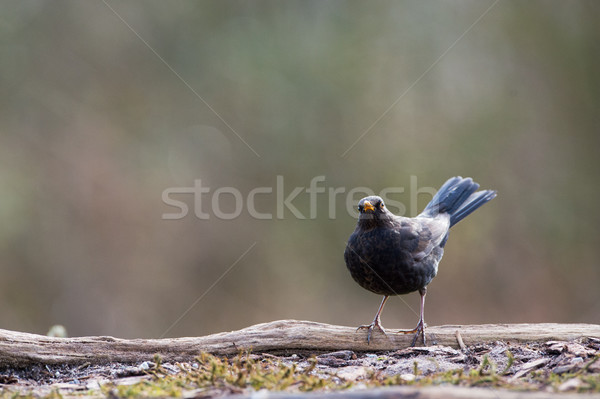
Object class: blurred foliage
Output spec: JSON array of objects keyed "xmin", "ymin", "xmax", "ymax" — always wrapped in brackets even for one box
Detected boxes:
[{"xmin": 0, "ymin": 1, "xmax": 598, "ymax": 338}]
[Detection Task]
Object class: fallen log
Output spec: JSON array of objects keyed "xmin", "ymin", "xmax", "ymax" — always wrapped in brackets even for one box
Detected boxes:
[{"xmin": 1, "ymin": 320, "xmax": 598, "ymax": 366}]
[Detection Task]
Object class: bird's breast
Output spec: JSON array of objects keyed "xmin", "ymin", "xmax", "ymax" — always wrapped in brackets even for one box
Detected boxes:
[{"xmin": 344, "ymin": 228, "xmax": 441, "ymax": 296}]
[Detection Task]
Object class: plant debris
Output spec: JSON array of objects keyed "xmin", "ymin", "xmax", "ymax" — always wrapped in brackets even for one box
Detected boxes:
[{"xmin": 0, "ymin": 338, "xmax": 598, "ymax": 398}]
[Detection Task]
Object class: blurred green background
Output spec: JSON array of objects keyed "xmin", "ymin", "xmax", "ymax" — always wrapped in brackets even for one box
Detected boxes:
[{"xmin": 1, "ymin": 1, "xmax": 598, "ymax": 339}]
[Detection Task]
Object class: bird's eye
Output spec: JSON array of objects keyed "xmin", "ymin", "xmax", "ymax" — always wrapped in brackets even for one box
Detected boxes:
[
  {"xmin": 357, "ymin": 205, "xmax": 363, "ymax": 212},
  {"xmin": 379, "ymin": 202, "xmax": 385, "ymax": 208}
]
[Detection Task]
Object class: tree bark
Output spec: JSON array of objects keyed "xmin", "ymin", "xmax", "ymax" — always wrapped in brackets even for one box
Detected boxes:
[{"xmin": 1, "ymin": 320, "xmax": 598, "ymax": 366}]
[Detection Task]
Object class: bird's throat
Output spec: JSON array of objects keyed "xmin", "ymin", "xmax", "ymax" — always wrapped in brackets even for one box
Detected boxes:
[{"xmin": 357, "ymin": 213, "xmax": 394, "ymax": 230}]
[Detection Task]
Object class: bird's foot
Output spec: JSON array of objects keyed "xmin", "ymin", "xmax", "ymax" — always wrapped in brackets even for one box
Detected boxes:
[
  {"xmin": 399, "ymin": 319, "xmax": 427, "ymax": 347},
  {"xmin": 356, "ymin": 320, "xmax": 387, "ymax": 344}
]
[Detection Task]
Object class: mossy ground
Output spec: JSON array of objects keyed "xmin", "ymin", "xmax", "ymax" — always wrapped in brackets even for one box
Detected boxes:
[{"xmin": 1, "ymin": 339, "xmax": 599, "ymax": 398}]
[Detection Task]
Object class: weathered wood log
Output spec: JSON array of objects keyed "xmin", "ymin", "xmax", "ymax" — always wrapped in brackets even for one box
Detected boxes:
[{"xmin": 1, "ymin": 320, "xmax": 599, "ymax": 366}]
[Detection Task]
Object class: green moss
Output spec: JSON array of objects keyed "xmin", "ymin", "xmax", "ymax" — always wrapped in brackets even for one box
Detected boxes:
[
  {"xmin": 502, "ymin": 350, "xmax": 515, "ymax": 375},
  {"xmin": 2, "ymin": 351, "xmax": 598, "ymax": 398},
  {"xmin": 0, "ymin": 388, "xmax": 63, "ymax": 399},
  {"xmin": 525, "ymin": 355, "xmax": 600, "ymax": 393},
  {"xmin": 99, "ymin": 352, "xmax": 348, "ymax": 398},
  {"xmin": 94, "ymin": 351, "xmax": 600, "ymax": 397}
]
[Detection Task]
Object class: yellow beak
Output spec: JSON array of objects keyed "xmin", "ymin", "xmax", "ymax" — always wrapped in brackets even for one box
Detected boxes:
[{"xmin": 363, "ymin": 200, "xmax": 375, "ymax": 212}]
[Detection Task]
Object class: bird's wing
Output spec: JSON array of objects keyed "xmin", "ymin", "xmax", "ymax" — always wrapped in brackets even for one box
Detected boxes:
[{"xmin": 396, "ymin": 215, "xmax": 450, "ymax": 261}]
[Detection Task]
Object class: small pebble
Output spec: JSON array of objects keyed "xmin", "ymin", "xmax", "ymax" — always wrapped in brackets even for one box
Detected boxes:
[
  {"xmin": 558, "ymin": 377, "xmax": 583, "ymax": 392},
  {"xmin": 139, "ymin": 361, "xmax": 151, "ymax": 370},
  {"xmin": 553, "ymin": 365, "xmax": 573, "ymax": 374},
  {"xmin": 336, "ymin": 366, "xmax": 370, "ymax": 381},
  {"xmin": 317, "ymin": 350, "xmax": 355, "ymax": 360}
]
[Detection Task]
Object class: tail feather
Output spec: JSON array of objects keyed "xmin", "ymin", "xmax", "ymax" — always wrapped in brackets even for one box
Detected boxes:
[
  {"xmin": 421, "ymin": 176, "xmax": 496, "ymax": 227},
  {"xmin": 450, "ymin": 189, "xmax": 497, "ymax": 227}
]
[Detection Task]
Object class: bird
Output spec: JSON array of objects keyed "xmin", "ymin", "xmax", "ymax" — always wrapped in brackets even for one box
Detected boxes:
[{"xmin": 344, "ymin": 176, "xmax": 496, "ymax": 346}]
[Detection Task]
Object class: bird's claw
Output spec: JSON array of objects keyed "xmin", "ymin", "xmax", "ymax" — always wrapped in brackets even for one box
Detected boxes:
[
  {"xmin": 401, "ymin": 319, "xmax": 426, "ymax": 347},
  {"xmin": 356, "ymin": 321, "xmax": 387, "ymax": 344}
]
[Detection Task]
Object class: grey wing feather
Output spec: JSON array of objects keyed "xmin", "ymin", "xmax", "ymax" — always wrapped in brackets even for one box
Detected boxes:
[{"xmin": 399, "ymin": 215, "xmax": 450, "ymax": 261}]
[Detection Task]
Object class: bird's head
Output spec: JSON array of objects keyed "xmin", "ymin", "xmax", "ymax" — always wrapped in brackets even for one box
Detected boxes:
[{"xmin": 357, "ymin": 195, "xmax": 392, "ymax": 225}]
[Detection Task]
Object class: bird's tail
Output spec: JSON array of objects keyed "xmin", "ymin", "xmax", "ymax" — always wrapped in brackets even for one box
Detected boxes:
[{"xmin": 420, "ymin": 176, "xmax": 497, "ymax": 227}]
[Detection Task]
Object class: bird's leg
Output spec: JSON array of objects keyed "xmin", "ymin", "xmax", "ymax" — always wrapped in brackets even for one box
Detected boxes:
[
  {"xmin": 411, "ymin": 287, "xmax": 427, "ymax": 346},
  {"xmin": 356, "ymin": 296, "xmax": 389, "ymax": 344},
  {"xmin": 398, "ymin": 287, "xmax": 428, "ymax": 346}
]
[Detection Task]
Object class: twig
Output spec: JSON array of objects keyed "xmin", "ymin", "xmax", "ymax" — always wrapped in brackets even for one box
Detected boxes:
[{"xmin": 455, "ymin": 330, "xmax": 467, "ymax": 352}]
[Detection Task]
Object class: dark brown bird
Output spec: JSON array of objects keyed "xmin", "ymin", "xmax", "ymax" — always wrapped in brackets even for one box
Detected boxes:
[{"xmin": 344, "ymin": 176, "xmax": 496, "ymax": 346}]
